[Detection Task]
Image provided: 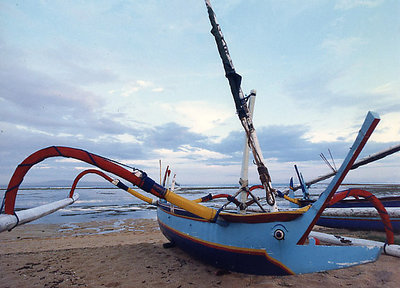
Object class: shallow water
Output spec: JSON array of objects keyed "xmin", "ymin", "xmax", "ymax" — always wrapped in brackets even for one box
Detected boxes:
[{"xmin": 1, "ymin": 183, "xmax": 399, "ymax": 224}]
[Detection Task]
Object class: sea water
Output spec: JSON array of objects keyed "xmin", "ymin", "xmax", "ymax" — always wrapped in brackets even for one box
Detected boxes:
[{"xmin": 0, "ymin": 183, "xmax": 399, "ymax": 224}]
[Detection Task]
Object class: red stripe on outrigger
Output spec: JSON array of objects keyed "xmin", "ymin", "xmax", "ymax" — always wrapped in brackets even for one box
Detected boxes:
[
  {"xmin": 328, "ymin": 189, "xmax": 394, "ymax": 244},
  {"xmin": 3, "ymin": 146, "xmax": 166, "ymax": 215},
  {"xmin": 68, "ymin": 169, "xmax": 113, "ymax": 198}
]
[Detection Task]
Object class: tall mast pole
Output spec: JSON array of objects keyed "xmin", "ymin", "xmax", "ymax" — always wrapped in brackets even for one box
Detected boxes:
[{"xmin": 205, "ymin": 0, "xmax": 276, "ymax": 208}]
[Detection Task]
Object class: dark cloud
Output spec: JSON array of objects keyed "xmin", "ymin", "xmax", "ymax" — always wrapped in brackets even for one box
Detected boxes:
[
  {"xmin": 209, "ymin": 125, "xmax": 345, "ymax": 163},
  {"xmin": 144, "ymin": 122, "xmax": 207, "ymax": 150},
  {"xmin": 0, "ymin": 53, "xmax": 102, "ymax": 110},
  {"xmin": 208, "ymin": 124, "xmax": 399, "ymax": 166},
  {"xmin": 1, "ymin": 114, "xmax": 398, "ymax": 186},
  {"xmin": 0, "ymin": 50, "xmax": 145, "ymax": 141},
  {"xmin": 0, "ymin": 125, "xmax": 146, "ymax": 185},
  {"xmin": 210, "ymin": 130, "xmax": 243, "ymax": 154}
]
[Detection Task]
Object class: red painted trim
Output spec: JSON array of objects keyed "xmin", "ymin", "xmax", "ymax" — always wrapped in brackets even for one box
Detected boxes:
[
  {"xmin": 328, "ymin": 189, "xmax": 394, "ymax": 244},
  {"xmin": 69, "ymin": 169, "xmax": 113, "ymax": 198},
  {"xmin": 157, "ymin": 219, "xmax": 295, "ymax": 275},
  {"xmin": 249, "ymin": 185, "xmax": 264, "ymax": 192},
  {"xmin": 159, "ymin": 201, "xmax": 305, "ymax": 224}
]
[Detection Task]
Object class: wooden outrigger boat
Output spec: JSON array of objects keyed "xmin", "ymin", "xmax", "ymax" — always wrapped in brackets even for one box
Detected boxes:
[
  {"xmin": 284, "ymin": 146, "xmax": 400, "ymax": 232},
  {"xmin": 1, "ymin": 0, "xmax": 398, "ymax": 276}
]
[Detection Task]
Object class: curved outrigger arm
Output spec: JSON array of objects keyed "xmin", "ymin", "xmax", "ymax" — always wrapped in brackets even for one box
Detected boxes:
[
  {"xmin": 68, "ymin": 169, "xmax": 157, "ymax": 205},
  {"xmin": 0, "ymin": 146, "xmax": 220, "ymax": 224}
]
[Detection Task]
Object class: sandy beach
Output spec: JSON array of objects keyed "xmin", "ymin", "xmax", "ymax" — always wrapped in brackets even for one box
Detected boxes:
[{"xmin": 1, "ymin": 219, "xmax": 399, "ymax": 288}]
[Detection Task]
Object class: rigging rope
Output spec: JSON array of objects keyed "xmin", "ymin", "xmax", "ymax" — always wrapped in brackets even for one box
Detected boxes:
[{"xmin": 205, "ymin": 0, "xmax": 276, "ymax": 207}]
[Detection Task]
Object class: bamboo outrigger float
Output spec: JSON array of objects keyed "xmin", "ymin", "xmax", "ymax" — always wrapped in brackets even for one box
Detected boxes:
[
  {"xmin": 0, "ymin": 193, "xmax": 79, "ymax": 233},
  {"xmin": 1, "ymin": 0, "xmax": 399, "ymax": 276}
]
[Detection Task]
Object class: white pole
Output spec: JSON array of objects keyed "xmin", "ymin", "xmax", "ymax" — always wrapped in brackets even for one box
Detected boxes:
[
  {"xmin": 0, "ymin": 193, "xmax": 79, "ymax": 233},
  {"xmin": 171, "ymin": 174, "xmax": 177, "ymax": 192},
  {"xmin": 322, "ymin": 207, "xmax": 400, "ymax": 218},
  {"xmin": 159, "ymin": 160, "xmax": 162, "ymax": 184},
  {"xmin": 309, "ymin": 231, "xmax": 400, "ymax": 258},
  {"xmin": 240, "ymin": 92, "xmax": 256, "ymax": 207}
]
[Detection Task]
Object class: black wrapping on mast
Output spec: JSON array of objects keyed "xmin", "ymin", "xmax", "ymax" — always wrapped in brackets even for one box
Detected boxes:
[
  {"xmin": 205, "ymin": 0, "xmax": 276, "ymax": 206},
  {"xmin": 205, "ymin": 0, "xmax": 247, "ymax": 119}
]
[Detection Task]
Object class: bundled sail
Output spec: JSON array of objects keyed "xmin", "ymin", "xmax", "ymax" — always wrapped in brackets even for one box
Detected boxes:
[{"xmin": 205, "ymin": 0, "xmax": 276, "ymax": 207}]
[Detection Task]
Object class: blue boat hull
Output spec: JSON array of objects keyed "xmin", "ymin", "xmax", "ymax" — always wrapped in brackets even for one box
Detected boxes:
[
  {"xmin": 158, "ymin": 220, "xmax": 291, "ymax": 275},
  {"xmin": 157, "ymin": 203, "xmax": 381, "ymax": 275}
]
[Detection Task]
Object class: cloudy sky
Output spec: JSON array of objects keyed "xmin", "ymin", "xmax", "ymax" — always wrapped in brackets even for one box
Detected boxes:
[{"xmin": 1, "ymin": 0, "xmax": 399, "ymax": 187}]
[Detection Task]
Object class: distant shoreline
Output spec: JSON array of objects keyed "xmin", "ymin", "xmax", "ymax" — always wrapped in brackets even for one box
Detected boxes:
[{"xmin": 2, "ymin": 182, "xmax": 400, "ymax": 191}]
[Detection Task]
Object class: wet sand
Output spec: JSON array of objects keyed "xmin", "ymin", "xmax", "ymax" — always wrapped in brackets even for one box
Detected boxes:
[{"xmin": 0, "ymin": 219, "xmax": 399, "ymax": 287}]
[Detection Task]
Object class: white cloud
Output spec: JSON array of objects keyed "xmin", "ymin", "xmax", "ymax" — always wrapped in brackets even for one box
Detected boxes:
[
  {"xmin": 369, "ymin": 82, "xmax": 399, "ymax": 96},
  {"xmin": 136, "ymin": 80, "xmax": 153, "ymax": 88},
  {"xmin": 110, "ymin": 80, "xmax": 164, "ymax": 97},
  {"xmin": 152, "ymin": 87, "xmax": 164, "ymax": 92},
  {"xmin": 161, "ymin": 101, "xmax": 233, "ymax": 134},
  {"xmin": 334, "ymin": 0, "xmax": 383, "ymax": 10},
  {"xmin": 36, "ymin": 164, "xmax": 52, "ymax": 170},
  {"xmin": 113, "ymin": 133, "xmax": 143, "ymax": 144},
  {"xmin": 15, "ymin": 125, "xmax": 53, "ymax": 137},
  {"xmin": 321, "ymin": 37, "xmax": 365, "ymax": 58},
  {"xmin": 371, "ymin": 112, "xmax": 400, "ymax": 143},
  {"xmin": 55, "ymin": 159, "xmax": 83, "ymax": 163},
  {"xmin": 154, "ymin": 145, "xmax": 230, "ymax": 162},
  {"xmin": 304, "ymin": 126, "xmax": 355, "ymax": 143}
]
